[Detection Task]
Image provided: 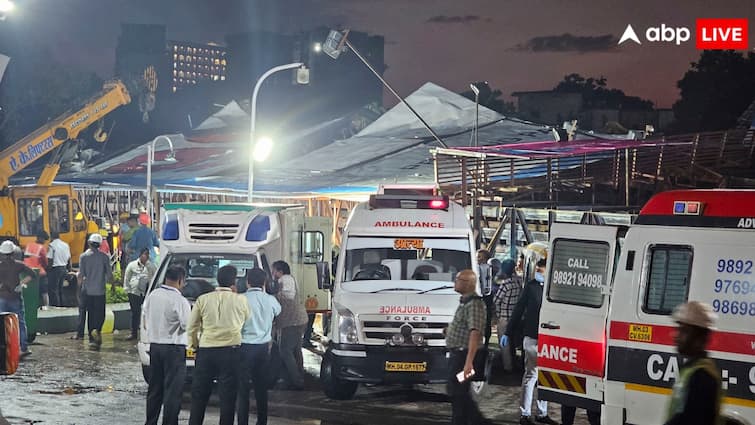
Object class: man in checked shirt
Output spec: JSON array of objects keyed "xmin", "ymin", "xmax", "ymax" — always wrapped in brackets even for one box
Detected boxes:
[
  {"xmin": 444, "ymin": 269, "xmax": 493, "ymax": 425},
  {"xmin": 493, "ymin": 258, "xmax": 523, "ymax": 372}
]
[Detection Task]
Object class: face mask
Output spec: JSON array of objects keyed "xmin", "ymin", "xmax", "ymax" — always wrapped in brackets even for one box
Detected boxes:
[{"xmin": 534, "ymin": 272, "xmax": 545, "ymax": 283}]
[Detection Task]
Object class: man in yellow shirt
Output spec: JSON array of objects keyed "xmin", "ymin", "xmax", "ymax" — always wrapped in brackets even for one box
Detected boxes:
[{"xmin": 187, "ymin": 265, "xmax": 250, "ymax": 425}]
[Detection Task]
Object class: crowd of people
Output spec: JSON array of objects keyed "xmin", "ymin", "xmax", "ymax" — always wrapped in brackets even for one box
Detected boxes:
[
  {"xmin": 144, "ymin": 260, "xmax": 307, "ymax": 425},
  {"xmin": 1, "ymin": 218, "xmax": 722, "ymax": 425},
  {"xmin": 444, "ymin": 249, "xmax": 722, "ymax": 425}
]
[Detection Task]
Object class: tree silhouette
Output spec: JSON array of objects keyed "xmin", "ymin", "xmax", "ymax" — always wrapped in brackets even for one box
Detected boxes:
[
  {"xmin": 553, "ymin": 73, "xmax": 653, "ymax": 110},
  {"xmin": 671, "ymin": 50, "xmax": 755, "ymax": 133},
  {"xmin": 459, "ymin": 82, "xmax": 516, "ymax": 114}
]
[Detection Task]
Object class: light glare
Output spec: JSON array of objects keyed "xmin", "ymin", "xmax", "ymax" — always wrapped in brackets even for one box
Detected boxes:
[
  {"xmin": 0, "ymin": 0, "xmax": 15, "ymax": 13},
  {"xmin": 253, "ymin": 136, "xmax": 273, "ymax": 162}
]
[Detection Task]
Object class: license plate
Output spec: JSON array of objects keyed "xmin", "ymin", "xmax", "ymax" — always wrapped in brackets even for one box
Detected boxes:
[
  {"xmin": 384, "ymin": 361, "xmax": 427, "ymax": 372},
  {"xmin": 186, "ymin": 348, "xmax": 195, "ymax": 359}
]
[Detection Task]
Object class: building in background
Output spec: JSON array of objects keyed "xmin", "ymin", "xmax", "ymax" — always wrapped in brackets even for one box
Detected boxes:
[
  {"xmin": 168, "ymin": 41, "xmax": 227, "ymax": 92},
  {"xmin": 513, "ymin": 90, "xmax": 674, "ymax": 134}
]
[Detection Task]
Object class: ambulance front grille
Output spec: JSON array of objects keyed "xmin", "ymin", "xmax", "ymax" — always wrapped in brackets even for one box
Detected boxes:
[
  {"xmin": 361, "ymin": 321, "xmax": 447, "ymax": 341},
  {"xmin": 187, "ymin": 223, "xmax": 240, "ymax": 241}
]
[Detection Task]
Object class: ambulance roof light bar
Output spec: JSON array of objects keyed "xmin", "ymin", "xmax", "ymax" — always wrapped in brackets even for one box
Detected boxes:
[
  {"xmin": 377, "ymin": 184, "xmax": 438, "ymax": 196},
  {"xmin": 369, "ymin": 194, "xmax": 449, "ymax": 211}
]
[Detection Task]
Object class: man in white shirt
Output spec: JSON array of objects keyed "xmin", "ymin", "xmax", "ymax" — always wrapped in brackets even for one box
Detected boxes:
[
  {"xmin": 142, "ymin": 266, "xmax": 191, "ymax": 425},
  {"xmin": 272, "ymin": 260, "xmax": 308, "ymax": 391},
  {"xmin": 46, "ymin": 231, "xmax": 71, "ymax": 307},
  {"xmin": 123, "ymin": 248, "xmax": 157, "ymax": 340}
]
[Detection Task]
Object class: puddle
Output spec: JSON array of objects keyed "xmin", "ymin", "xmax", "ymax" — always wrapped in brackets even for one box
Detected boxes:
[{"xmin": 34, "ymin": 384, "xmax": 114, "ymax": 395}]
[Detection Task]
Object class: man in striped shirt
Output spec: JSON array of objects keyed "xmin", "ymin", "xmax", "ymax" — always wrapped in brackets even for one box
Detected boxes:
[{"xmin": 493, "ymin": 259, "xmax": 523, "ymax": 372}]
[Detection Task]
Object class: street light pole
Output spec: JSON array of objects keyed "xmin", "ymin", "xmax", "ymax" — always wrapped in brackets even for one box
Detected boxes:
[
  {"xmin": 322, "ymin": 30, "xmax": 447, "ymax": 149},
  {"xmin": 469, "ymin": 83, "xmax": 481, "ymax": 247},
  {"xmin": 247, "ymin": 62, "xmax": 304, "ymax": 202},
  {"xmin": 146, "ymin": 135, "xmax": 175, "ymax": 226}
]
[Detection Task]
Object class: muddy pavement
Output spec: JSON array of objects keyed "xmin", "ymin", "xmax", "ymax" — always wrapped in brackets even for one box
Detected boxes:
[{"xmin": 0, "ymin": 333, "xmax": 591, "ymax": 425}]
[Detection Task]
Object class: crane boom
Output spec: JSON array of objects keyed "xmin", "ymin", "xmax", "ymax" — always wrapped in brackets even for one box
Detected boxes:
[{"xmin": 0, "ymin": 79, "xmax": 131, "ymax": 189}]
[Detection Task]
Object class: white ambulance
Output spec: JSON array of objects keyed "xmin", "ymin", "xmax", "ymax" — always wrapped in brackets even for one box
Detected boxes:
[
  {"xmin": 319, "ymin": 186, "xmax": 477, "ymax": 399},
  {"xmin": 537, "ymin": 190, "xmax": 755, "ymax": 425},
  {"xmin": 137, "ymin": 203, "xmax": 331, "ymax": 381}
]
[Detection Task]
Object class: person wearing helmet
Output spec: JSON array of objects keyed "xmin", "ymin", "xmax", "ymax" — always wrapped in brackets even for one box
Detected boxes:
[
  {"xmin": 664, "ymin": 301, "xmax": 721, "ymax": 425},
  {"xmin": 0, "ymin": 240, "xmax": 35, "ymax": 356},
  {"xmin": 127, "ymin": 213, "xmax": 159, "ymax": 263},
  {"xmin": 77, "ymin": 233, "xmax": 113, "ymax": 348}
]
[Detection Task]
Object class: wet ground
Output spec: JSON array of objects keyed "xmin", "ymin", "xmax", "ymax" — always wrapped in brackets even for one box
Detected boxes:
[{"xmin": 0, "ymin": 333, "xmax": 592, "ymax": 425}]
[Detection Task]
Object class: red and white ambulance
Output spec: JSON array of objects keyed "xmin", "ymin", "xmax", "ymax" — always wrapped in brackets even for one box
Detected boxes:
[
  {"xmin": 320, "ymin": 186, "xmax": 476, "ymax": 400},
  {"xmin": 538, "ymin": 189, "xmax": 755, "ymax": 425}
]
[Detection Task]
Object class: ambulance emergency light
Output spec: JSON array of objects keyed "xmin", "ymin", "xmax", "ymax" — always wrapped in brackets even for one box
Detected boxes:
[
  {"xmin": 245, "ymin": 214, "xmax": 271, "ymax": 241},
  {"xmin": 368, "ymin": 194, "xmax": 449, "ymax": 211},
  {"xmin": 672, "ymin": 201, "xmax": 703, "ymax": 216},
  {"xmin": 162, "ymin": 213, "xmax": 180, "ymax": 240}
]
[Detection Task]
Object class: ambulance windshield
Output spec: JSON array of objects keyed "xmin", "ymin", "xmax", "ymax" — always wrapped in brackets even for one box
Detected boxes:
[
  {"xmin": 342, "ymin": 237, "xmax": 471, "ymax": 285},
  {"xmin": 157, "ymin": 253, "xmax": 260, "ymax": 300}
]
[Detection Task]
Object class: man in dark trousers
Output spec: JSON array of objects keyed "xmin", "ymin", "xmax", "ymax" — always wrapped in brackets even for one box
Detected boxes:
[
  {"xmin": 503, "ymin": 258, "xmax": 558, "ymax": 425},
  {"xmin": 188, "ymin": 265, "xmax": 250, "ymax": 425},
  {"xmin": 143, "ymin": 266, "xmax": 191, "ymax": 425},
  {"xmin": 237, "ymin": 268, "xmax": 281, "ymax": 425},
  {"xmin": 77, "ymin": 233, "xmax": 112, "ymax": 348},
  {"xmin": 445, "ymin": 269, "xmax": 492, "ymax": 425},
  {"xmin": 664, "ymin": 301, "xmax": 720, "ymax": 425}
]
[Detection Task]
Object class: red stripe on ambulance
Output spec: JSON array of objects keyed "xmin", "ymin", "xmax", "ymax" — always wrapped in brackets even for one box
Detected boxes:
[
  {"xmin": 537, "ymin": 334, "xmax": 606, "ymax": 377},
  {"xmin": 609, "ymin": 321, "xmax": 755, "ymax": 356}
]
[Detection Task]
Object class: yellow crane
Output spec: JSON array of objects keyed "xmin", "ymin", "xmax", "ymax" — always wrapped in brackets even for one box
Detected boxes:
[{"xmin": 0, "ymin": 79, "xmax": 131, "ymax": 262}]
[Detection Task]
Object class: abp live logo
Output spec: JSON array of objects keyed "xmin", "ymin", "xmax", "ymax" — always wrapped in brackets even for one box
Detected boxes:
[
  {"xmin": 696, "ymin": 19, "xmax": 748, "ymax": 50},
  {"xmin": 619, "ymin": 18, "xmax": 749, "ymax": 50}
]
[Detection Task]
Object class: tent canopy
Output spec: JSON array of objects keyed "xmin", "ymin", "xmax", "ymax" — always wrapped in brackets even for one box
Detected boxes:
[{"xmin": 58, "ymin": 82, "xmax": 591, "ymax": 197}]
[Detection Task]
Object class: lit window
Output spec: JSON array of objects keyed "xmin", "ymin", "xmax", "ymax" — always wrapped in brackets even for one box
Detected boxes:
[
  {"xmin": 179, "ymin": 54, "xmax": 184, "ymax": 61},
  {"xmin": 173, "ymin": 87, "xmax": 177, "ymax": 92},
  {"xmin": 220, "ymin": 76, "xmax": 225, "ymax": 81},
  {"xmin": 213, "ymin": 75, "xmax": 219, "ymax": 81},
  {"xmin": 179, "ymin": 71, "xmax": 184, "ymax": 78},
  {"xmin": 173, "ymin": 70, "xmax": 177, "ymax": 76},
  {"xmin": 221, "ymin": 59, "xmax": 227, "ymax": 65},
  {"xmin": 173, "ymin": 46, "xmax": 178, "ymax": 52}
]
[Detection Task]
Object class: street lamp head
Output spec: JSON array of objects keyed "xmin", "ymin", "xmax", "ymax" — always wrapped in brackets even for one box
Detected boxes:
[
  {"xmin": 469, "ymin": 83, "xmax": 480, "ymax": 96},
  {"xmin": 312, "ymin": 42, "xmax": 323, "ymax": 53},
  {"xmin": 252, "ymin": 136, "xmax": 273, "ymax": 162},
  {"xmin": 323, "ymin": 29, "xmax": 349, "ymax": 60},
  {"xmin": 296, "ymin": 65, "xmax": 310, "ymax": 85}
]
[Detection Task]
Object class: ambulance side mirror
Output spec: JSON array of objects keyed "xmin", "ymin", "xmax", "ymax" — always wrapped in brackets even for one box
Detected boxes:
[{"xmin": 316, "ymin": 261, "xmax": 332, "ymax": 290}]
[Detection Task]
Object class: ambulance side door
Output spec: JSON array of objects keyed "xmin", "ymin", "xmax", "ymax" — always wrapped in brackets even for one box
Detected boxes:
[{"xmin": 538, "ymin": 223, "xmax": 618, "ymax": 409}]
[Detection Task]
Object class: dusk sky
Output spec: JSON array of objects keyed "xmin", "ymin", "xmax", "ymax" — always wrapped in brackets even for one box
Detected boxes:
[{"xmin": 9, "ymin": 0, "xmax": 755, "ymax": 109}]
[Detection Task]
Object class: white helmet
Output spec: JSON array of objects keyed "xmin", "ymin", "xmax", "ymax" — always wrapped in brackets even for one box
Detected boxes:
[
  {"xmin": 672, "ymin": 301, "xmax": 717, "ymax": 330},
  {"xmin": 0, "ymin": 240, "xmax": 16, "ymax": 255},
  {"xmin": 88, "ymin": 233, "xmax": 103, "ymax": 244}
]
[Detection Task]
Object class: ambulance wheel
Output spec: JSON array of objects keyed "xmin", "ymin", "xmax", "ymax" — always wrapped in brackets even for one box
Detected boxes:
[
  {"xmin": 320, "ymin": 352, "xmax": 358, "ymax": 400},
  {"xmin": 142, "ymin": 365, "xmax": 151, "ymax": 384},
  {"xmin": 723, "ymin": 418, "xmax": 745, "ymax": 425}
]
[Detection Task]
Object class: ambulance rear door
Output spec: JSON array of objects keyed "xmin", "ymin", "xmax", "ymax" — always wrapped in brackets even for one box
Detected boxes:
[{"xmin": 538, "ymin": 223, "xmax": 618, "ymax": 411}]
